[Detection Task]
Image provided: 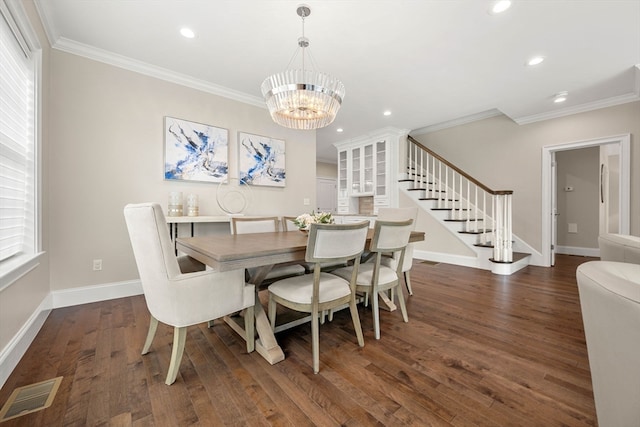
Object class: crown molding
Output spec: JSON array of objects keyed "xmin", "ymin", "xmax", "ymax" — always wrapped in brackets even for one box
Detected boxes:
[
  {"xmin": 51, "ymin": 37, "xmax": 266, "ymax": 109},
  {"xmin": 332, "ymin": 126, "xmax": 410, "ymax": 148},
  {"xmin": 513, "ymin": 92, "xmax": 640, "ymax": 125},
  {"xmin": 411, "ymin": 109, "xmax": 503, "ymax": 136}
]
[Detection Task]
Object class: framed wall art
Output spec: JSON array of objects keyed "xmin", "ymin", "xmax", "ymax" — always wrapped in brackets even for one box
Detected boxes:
[
  {"xmin": 238, "ymin": 132, "xmax": 286, "ymax": 187},
  {"xmin": 164, "ymin": 116, "xmax": 228, "ymax": 183}
]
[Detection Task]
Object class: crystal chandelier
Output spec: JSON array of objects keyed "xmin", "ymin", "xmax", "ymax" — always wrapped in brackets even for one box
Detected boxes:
[{"xmin": 261, "ymin": 4, "xmax": 345, "ymax": 130}]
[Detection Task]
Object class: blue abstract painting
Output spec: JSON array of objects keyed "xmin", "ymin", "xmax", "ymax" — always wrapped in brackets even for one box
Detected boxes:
[
  {"xmin": 238, "ymin": 132, "xmax": 286, "ymax": 187},
  {"xmin": 164, "ymin": 117, "xmax": 228, "ymax": 183}
]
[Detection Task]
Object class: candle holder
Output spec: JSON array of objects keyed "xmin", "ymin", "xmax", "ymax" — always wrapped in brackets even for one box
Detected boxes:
[
  {"xmin": 186, "ymin": 193, "xmax": 199, "ymax": 217},
  {"xmin": 168, "ymin": 191, "xmax": 183, "ymax": 216}
]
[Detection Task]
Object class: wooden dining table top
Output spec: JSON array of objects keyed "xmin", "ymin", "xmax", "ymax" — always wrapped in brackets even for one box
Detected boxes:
[{"xmin": 176, "ymin": 229, "xmax": 425, "ymax": 272}]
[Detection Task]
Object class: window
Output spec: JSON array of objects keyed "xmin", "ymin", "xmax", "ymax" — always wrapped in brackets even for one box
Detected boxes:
[{"xmin": 0, "ymin": 0, "xmax": 41, "ymax": 288}]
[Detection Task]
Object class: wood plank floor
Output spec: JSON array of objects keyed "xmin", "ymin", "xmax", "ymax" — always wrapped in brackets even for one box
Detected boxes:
[{"xmin": 0, "ymin": 255, "xmax": 598, "ymax": 426}]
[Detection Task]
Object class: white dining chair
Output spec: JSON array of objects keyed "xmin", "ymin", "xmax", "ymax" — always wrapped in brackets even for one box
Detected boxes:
[
  {"xmin": 333, "ymin": 219, "xmax": 413, "ymax": 340},
  {"xmin": 376, "ymin": 207, "xmax": 419, "ymax": 295},
  {"xmin": 268, "ymin": 221, "xmax": 370, "ymax": 374},
  {"xmin": 124, "ymin": 203, "xmax": 255, "ymax": 385},
  {"xmin": 230, "ymin": 216, "xmax": 306, "ymax": 283},
  {"xmin": 282, "ymin": 216, "xmax": 347, "ymax": 273}
]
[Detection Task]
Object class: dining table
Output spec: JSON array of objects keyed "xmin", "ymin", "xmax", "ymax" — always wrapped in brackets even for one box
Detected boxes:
[{"xmin": 176, "ymin": 228, "xmax": 425, "ymax": 365}]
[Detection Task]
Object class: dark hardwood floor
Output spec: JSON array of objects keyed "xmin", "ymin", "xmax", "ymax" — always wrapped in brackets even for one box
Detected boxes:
[{"xmin": 0, "ymin": 255, "xmax": 598, "ymax": 426}]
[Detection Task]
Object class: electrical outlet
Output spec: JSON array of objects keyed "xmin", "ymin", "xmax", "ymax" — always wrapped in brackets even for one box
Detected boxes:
[{"xmin": 93, "ymin": 259, "xmax": 102, "ymax": 271}]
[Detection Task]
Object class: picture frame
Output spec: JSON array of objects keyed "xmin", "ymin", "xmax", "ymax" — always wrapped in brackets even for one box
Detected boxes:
[
  {"xmin": 238, "ymin": 132, "xmax": 286, "ymax": 187},
  {"xmin": 164, "ymin": 116, "xmax": 228, "ymax": 183}
]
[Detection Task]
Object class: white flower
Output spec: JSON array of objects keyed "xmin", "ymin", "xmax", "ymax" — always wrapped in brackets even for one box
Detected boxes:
[{"xmin": 293, "ymin": 212, "xmax": 334, "ymax": 229}]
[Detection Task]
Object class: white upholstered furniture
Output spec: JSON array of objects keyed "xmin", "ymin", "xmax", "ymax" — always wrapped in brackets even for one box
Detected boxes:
[
  {"xmin": 268, "ymin": 221, "xmax": 370, "ymax": 373},
  {"xmin": 598, "ymin": 233, "xmax": 640, "ymax": 264},
  {"xmin": 333, "ymin": 219, "xmax": 414, "ymax": 339},
  {"xmin": 576, "ymin": 260, "xmax": 640, "ymax": 426},
  {"xmin": 230, "ymin": 216, "xmax": 306, "ymax": 282},
  {"xmin": 376, "ymin": 207, "xmax": 419, "ymax": 295},
  {"xmin": 124, "ymin": 203, "xmax": 255, "ymax": 385}
]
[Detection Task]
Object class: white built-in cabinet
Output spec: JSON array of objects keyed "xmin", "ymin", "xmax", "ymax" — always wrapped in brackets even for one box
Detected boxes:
[{"xmin": 334, "ymin": 129, "xmax": 402, "ymax": 215}]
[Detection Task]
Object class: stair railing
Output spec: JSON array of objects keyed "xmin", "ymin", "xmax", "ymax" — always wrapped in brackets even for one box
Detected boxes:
[{"xmin": 407, "ymin": 136, "xmax": 514, "ymax": 263}]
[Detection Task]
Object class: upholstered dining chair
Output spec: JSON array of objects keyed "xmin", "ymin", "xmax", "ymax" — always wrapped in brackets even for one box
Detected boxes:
[
  {"xmin": 376, "ymin": 207, "xmax": 419, "ymax": 295},
  {"xmin": 268, "ymin": 221, "xmax": 370, "ymax": 374},
  {"xmin": 124, "ymin": 203, "xmax": 255, "ymax": 385},
  {"xmin": 230, "ymin": 216, "xmax": 306, "ymax": 283},
  {"xmin": 333, "ymin": 219, "xmax": 414, "ymax": 340},
  {"xmin": 282, "ymin": 216, "xmax": 346, "ymax": 273}
]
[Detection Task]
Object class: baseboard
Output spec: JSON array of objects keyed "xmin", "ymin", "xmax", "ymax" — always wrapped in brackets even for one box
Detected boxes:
[
  {"xmin": 0, "ymin": 294, "xmax": 52, "ymax": 388},
  {"xmin": 556, "ymin": 246, "xmax": 600, "ymax": 257},
  {"xmin": 0, "ymin": 280, "xmax": 143, "ymax": 389},
  {"xmin": 412, "ymin": 249, "xmax": 480, "ymax": 269},
  {"xmin": 52, "ymin": 280, "xmax": 143, "ymax": 308}
]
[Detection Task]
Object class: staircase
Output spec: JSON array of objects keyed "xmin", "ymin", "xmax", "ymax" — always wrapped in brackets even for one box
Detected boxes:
[{"xmin": 404, "ymin": 136, "xmax": 530, "ymax": 275}]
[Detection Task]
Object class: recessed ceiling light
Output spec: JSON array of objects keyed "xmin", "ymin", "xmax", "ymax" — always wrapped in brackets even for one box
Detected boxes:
[
  {"xmin": 554, "ymin": 91, "xmax": 568, "ymax": 103},
  {"xmin": 180, "ymin": 27, "xmax": 195, "ymax": 39},
  {"xmin": 336, "ymin": 128, "xmax": 344, "ymax": 132},
  {"xmin": 489, "ymin": 0, "xmax": 512, "ymax": 14},
  {"xmin": 526, "ymin": 56, "xmax": 545, "ymax": 66},
  {"xmin": 383, "ymin": 110, "xmax": 392, "ymax": 116}
]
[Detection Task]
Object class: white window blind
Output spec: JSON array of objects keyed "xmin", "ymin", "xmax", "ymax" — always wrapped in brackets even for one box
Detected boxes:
[{"xmin": 0, "ymin": 8, "xmax": 35, "ymax": 262}]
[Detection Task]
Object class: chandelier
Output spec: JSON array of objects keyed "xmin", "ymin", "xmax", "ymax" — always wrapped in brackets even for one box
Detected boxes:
[{"xmin": 261, "ymin": 4, "xmax": 345, "ymax": 130}]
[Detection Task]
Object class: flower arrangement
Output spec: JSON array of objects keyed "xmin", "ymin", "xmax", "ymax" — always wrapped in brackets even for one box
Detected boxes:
[{"xmin": 293, "ymin": 211, "xmax": 335, "ymax": 230}]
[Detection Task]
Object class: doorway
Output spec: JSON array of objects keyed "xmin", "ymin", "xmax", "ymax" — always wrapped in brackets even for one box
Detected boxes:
[
  {"xmin": 542, "ymin": 134, "xmax": 630, "ymax": 266},
  {"xmin": 316, "ymin": 177, "xmax": 337, "ymax": 214}
]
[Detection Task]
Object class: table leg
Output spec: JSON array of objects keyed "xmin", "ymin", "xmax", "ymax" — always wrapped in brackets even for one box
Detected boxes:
[
  {"xmin": 223, "ymin": 265, "xmax": 285, "ymax": 364},
  {"xmin": 378, "ymin": 290, "xmax": 397, "ymax": 312}
]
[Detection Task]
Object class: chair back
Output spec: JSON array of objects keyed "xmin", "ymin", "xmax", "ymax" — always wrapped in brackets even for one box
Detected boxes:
[
  {"xmin": 370, "ymin": 219, "xmax": 414, "ymax": 253},
  {"xmin": 282, "ymin": 216, "xmax": 297, "ymax": 232},
  {"xmin": 231, "ymin": 216, "xmax": 279, "ymax": 234},
  {"xmin": 306, "ymin": 221, "xmax": 369, "ymax": 264},
  {"xmin": 124, "ymin": 203, "xmax": 182, "ymax": 288},
  {"xmin": 377, "ymin": 207, "xmax": 418, "ymax": 271}
]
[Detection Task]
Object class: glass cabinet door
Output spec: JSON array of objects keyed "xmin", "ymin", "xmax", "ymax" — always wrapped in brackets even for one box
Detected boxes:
[
  {"xmin": 351, "ymin": 147, "xmax": 361, "ymax": 193},
  {"xmin": 363, "ymin": 144, "xmax": 374, "ymax": 193},
  {"xmin": 338, "ymin": 150, "xmax": 347, "ymax": 197},
  {"xmin": 376, "ymin": 141, "xmax": 386, "ymax": 196}
]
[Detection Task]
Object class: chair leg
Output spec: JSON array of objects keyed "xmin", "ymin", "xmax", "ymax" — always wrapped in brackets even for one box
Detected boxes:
[
  {"xmin": 244, "ymin": 304, "xmax": 255, "ymax": 353},
  {"xmin": 268, "ymin": 295, "xmax": 277, "ymax": 331},
  {"xmin": 396, "ymin": 284, "xmax": 409, "ymax": 323},
  {"xmin": 142, "ymin": 315, "xmax": 159, "ymax": 355},
  {"xmin": 311, "ymin": 309, "xmax": 320, "ymax": 374},
  {"xmin": 372, "ymin": 290, "xmax": 381, "ymax": 340},
  {"xmin": 404, "ymin": 270, "xmax": 413, "ymax": 296},
  {"xmin": 166, "ymin": 326, "xmax": 187, "ymax": 385},
  {"xmin": 348, "ymin": 297, "xmax": 365, "ymax": 347}
]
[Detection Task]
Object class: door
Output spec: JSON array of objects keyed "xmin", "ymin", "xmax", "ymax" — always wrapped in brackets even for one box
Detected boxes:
[
  {"xmin": 550, "ymin": 153, "xmax": 557, "ymax": 266},
  {"xmin": 316, "ymin": 178, "xmax": 337, "ymax": 214},
  {"xmin": 600, "ymin": 144, "xmax": 621, "ymax": 235},
  {"xmin": 542, "ymin": 134, "xmax": 630, "ymax": 266}
]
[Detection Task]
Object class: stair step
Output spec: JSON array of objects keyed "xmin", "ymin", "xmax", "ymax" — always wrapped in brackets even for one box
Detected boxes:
[
  {"xmin": 408, "ymin": 188, "xmax": 445, "ymax": 193},
  {"xmin": 431, "ymin": 208, "xmax": 471, "ymax": 211},
  {"xmin": 419, "ymin": 198, "xmax": 459, "ymax": 202},
  {"xmin": 474, "ymin": 242, "xmax": 494, "ymax": 248},
  {"xmin": 490, "ymin": 252, "xmax": 530, "ymax": 264},
  {"xmin": 444, "ymin": 218, "xmax": 483, "ymax": 222},
  {"xmin": 460, "ymin": 229, "xmax": 492, "ymax": 235}
]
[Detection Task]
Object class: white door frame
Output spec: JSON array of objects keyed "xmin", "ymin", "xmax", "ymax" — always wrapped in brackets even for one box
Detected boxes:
[{"xmin": 542, "ymin": 134, "xmax": 630, "ymax": 266}]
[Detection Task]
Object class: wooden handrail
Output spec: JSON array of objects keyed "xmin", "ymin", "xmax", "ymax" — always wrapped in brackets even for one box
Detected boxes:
[{"xmin": 407, "ymin": 135, "xmax": 512, "ymax": 196}]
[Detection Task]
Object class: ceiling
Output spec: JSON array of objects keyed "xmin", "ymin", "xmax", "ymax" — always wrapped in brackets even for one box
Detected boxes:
[{"xmin": 34, "ymin": 0, "xmax": 640, "ymax": 162}]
